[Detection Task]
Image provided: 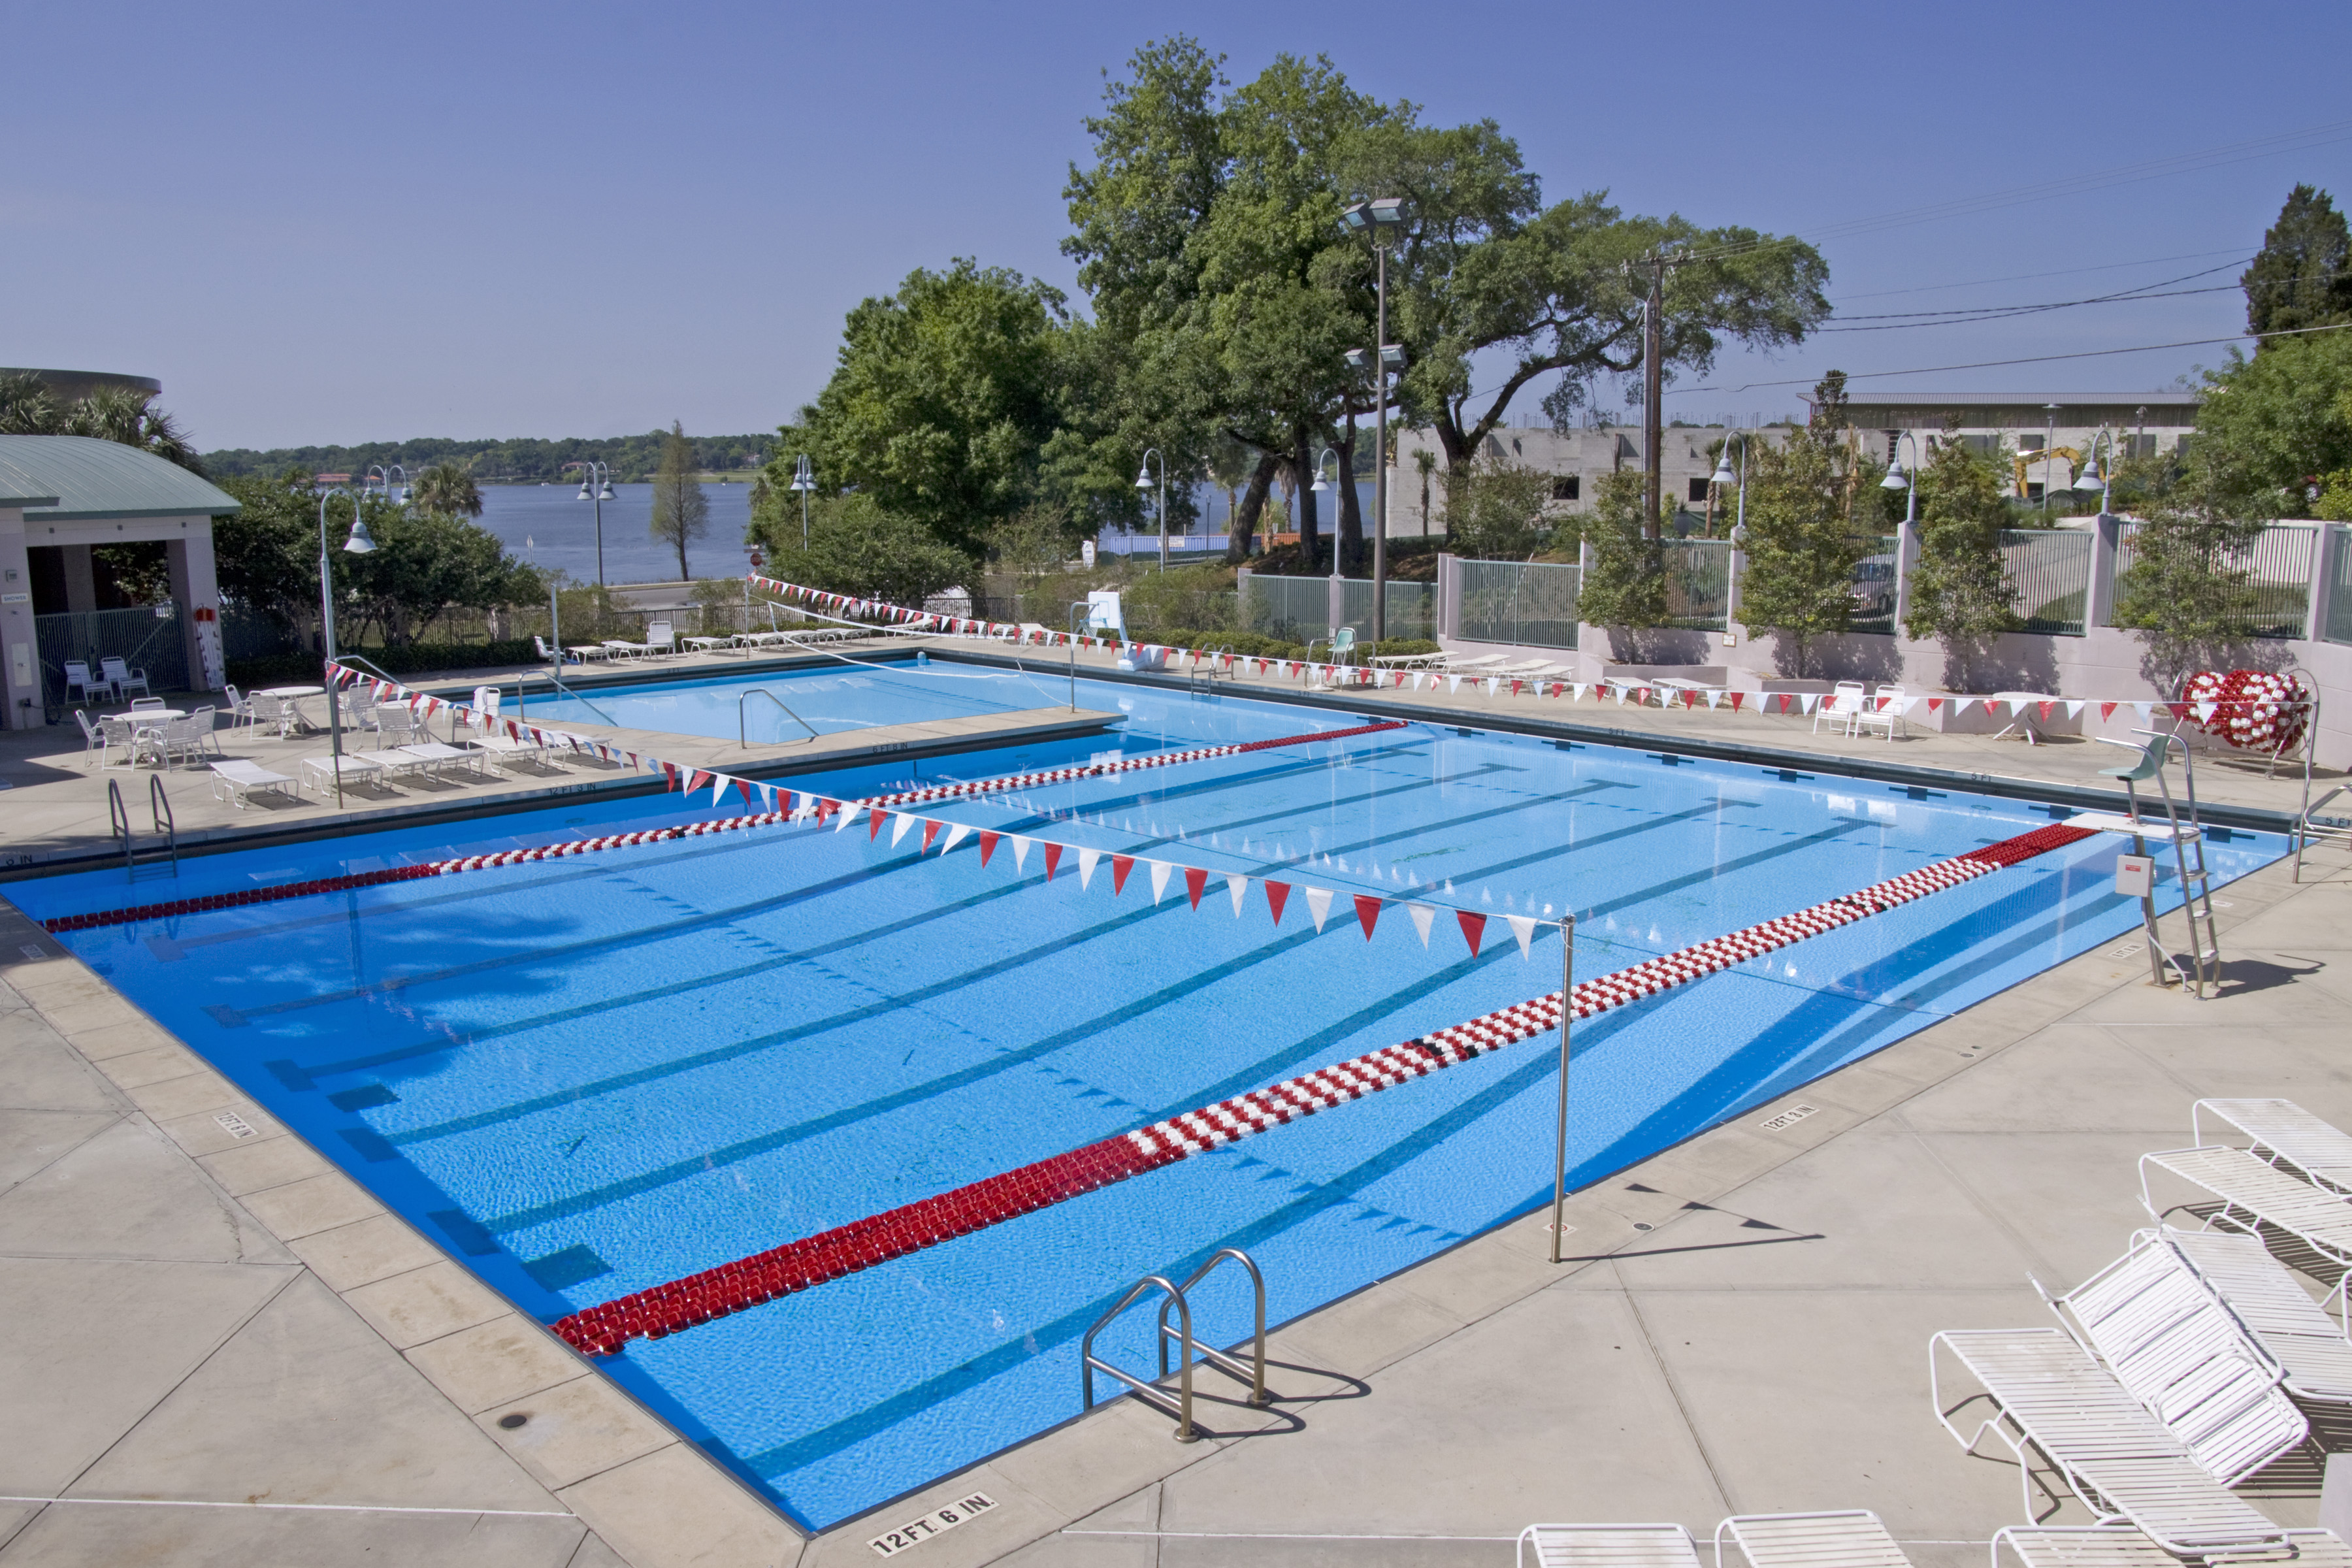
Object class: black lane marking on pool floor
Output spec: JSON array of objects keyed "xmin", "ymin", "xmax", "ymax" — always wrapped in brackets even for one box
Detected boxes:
[
  {"xmin": 460, "ymin": 796, "xmax": 1807, "ymax": 1235},
  {"xmin": 232, "ymin": 753, "xmax": 1517, "ymax": 1039},
  {"xmin": 163, "ymin": 739, "xmax": 1440, "ymax": 960},
  {"xmin": 387, "ymin": 778, "xmax": 1637, "ymax": 1155}
]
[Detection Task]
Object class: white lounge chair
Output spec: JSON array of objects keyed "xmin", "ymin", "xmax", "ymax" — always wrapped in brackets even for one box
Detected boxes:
[
  {"xmin": 2194, "ymin": 1098, "xmax": 2352, "ymax": 1196},
  {"xmin": 1852, "ymin": 684, "xmax": 1908, "ymax": 741},
  {"xmin": 353, "ymin": 747, "xmax": 431, "ymax": 780},
  {"xmin": 2139, "ymin": 1145, "xmax": 2352, "ymax": 1278},
  {"xmin": 1929, "ymin": 1328, "xmax": 2290, "ymax": 1555},
  {"xmin": 1995, "ymin": 1526, "xmax": 2352, "ymax": 1568},
  {"xmin": 1518, "ymin": 1523, "xmax": 1700, "ymax": 1568},
  {"xmin": 399, "ymin": 742, "xmax": 488, "ymax": 779},
  {"xmin": 63, "ymin": 659, "xmax": 110, "ymax": 704},
  {"xmin": 208, "ymin": 759, "xmax": 297, "ymax": 808},
  {"xmin": 100, "ymin": 657, "xmax": 150, "ymax": 700},
  {"xmin": 298, "ymin": 753, "xmax": 383, "ymax": 796},
  {"xmin": 683, "ymin": 634, "xmax": 732, "ymax": 655},
  {"xmin": 2163, "ymin": 1225, "xmax": 2352, "ymax": 1405},
  {"xmin": 1815, "ymin": 681, "xmax": 1865, "ymax": 735},
  {"xmin": 1712, "ymin": 1511, "xmax": 1912, "ymax": 1568},
  {"xmin": 2041, "ymin": 1230, "xmax": 2306, "ymax": 1484},
  {"xmin": 472, "ymin": 732, "xmax": 549, "ymax": 773}
]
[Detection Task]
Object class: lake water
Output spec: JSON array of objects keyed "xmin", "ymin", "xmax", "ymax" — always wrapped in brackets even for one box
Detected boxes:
[{"xmin": 476, "ymin": 483, "xmax": 755, "ymax": 586}]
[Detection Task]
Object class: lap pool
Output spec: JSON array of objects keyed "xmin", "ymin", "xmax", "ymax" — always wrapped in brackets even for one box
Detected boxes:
[{"xmin": 10, "ymin": 675, "xmax": 2281, "ymax": 1529}]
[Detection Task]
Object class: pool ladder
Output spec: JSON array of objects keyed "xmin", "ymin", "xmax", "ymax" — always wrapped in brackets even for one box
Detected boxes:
[
  {"xmin": 2097, "ymin": 727, "xmax": 2221, "ymax": 1000},
  {"xmin": 106, "ymin": 775, "xmax": 178, "ymax": 881},
  {"xmin": 1186, "ymin": 647, "xmax": 1232, "ymax": 697},
  {"xmin": 1082, "ymin": 1247, "xmax": 1269, "ymax": 1442}
]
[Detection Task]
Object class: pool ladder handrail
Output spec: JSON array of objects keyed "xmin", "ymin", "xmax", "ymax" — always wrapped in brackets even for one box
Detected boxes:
[
  {"xmin": 1082, "ymin": 1246, "xmax": 1269, "ymax": 1442},
  {"xmin": 2099, "ymin": 727, "xmax": 2221, "ymax": 1000},
  {"xmin": 1187, "ymin": 647, "xmax": 1232, "ymax": 696},
  {"xmin": 738, "ymin": 687, "xmax": 819, "ymax": 747},
  {"xmin": 106, "ymin": 774, "xmax": 178, "ymax": 881}
]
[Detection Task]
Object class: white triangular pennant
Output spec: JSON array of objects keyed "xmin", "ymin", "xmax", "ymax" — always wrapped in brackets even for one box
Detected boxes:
[
  {"xmin": 1148, "ymin": 859, "xmax": 1173, "ymax": 904},
  {"xmin": 1078, "ymin": 847, "xmax": 1102, "ymax": 890},
  {"xmin": 890, "ymin": 811, "xmax": 915, "ymax": 846},
  {"xmin": 1227, "ymin": 873, "xmax": 1248, "ymax": 916},
  {"xmin": 1448, "ymin": 675, "xmax": 1463, "ymax": 694},
  {"xmin": 836, "ymin": 803, "xmax": 864, "ymax": 833},
  {"xmin": 1407, "ymin": 902, "xmax": 1436, "ymax": 948},
  {"xmin": 1506, "ymin": 914, "xmax": 1537, "ymax": 959},
  {"xmin": 1799, "ymin": 693, "xmax": 1820, "ymax": 714},
  {"xmin": 1705, "ymin": 689, "xmax": 1723, "ymax": 709},
  {"xmin": 941, "ymin": 822, "xmax": 973, "ymax": 853},
  {"xmin": 1303, "ymin": 886, "xmax": 1333, "ymax": 932},
  {"xmin": 2132, "ymin": 702, "xmax": 2153, "ymax": 721},
  {"xmin": 2064, "ymin": 700, "xmax": 2085, "ymax": 719},
  {"xmin": 1010, "ymin": 835, "xmax": 1032, "ymax": 872}
]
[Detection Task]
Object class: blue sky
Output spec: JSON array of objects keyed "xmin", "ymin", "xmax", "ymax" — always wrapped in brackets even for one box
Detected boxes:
[{"xmin": 8, "ymin": 1, "xmax": 2349, "ymax": 450}]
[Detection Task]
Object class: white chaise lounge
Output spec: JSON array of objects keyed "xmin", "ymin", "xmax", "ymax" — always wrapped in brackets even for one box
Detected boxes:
[
  {"xmin": 1712, "ymin": 1511, "xmax": 1912, "ymax": 1568},
  {"xmin": 1518, "ymin": 1523, "xmax": 1701, "ymax": 1568}
]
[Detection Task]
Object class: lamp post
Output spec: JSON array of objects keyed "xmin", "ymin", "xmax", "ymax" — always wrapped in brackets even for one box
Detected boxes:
[
  {"xmin": 2076, "ymin": 426, "xmax": 2116, "ymax": 517},
  {"xmin": 2042, "ymin": 402, "xmax": 2063, "ymax": 518},
  {"xmin": 575, "ymin": 461, "xmax": 616, "ymax": 585},
  {"xmin": 316, "ymin": 486, "xmax": 377, "ymax": 808},
  {"xmin": 1135, "ymin": 449, "xmax": 1167, "ymax": 571},
  {"xmin": 789, "ymin": 454, "xmax": 815, "ymax": 549},
  {"xmin": 1880, "ymin": 431, "xmax": 1925, "ymax": 632},
  {"xmin": 1309, "ymin": 446, "xmax": 1343, "ymax": 585},
  {"xmin": 1341, "ymin": 197, "xmax": 1408, "ymax": 644},
  {"xmin": 1711, "ymin": 435, "xmax": 1754, "ymax": 637}
]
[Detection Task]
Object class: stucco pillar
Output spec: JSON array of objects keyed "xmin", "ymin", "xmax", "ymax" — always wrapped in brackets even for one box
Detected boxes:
[
  {"xmin": 59, "ymin": 544, "xmax": 97, "ymax": 612},
  {"xmin": 2086, "ymin": 513, "xmax": 2121, "ymax": 629},
  {"xmin": 0, "ymin": 507, "xmax": 39, "ymax": 728},
  {"xmin": 166, "ymin": 524, "xmax": 225, "ymax": 689},
  {"xmin": 1892, "ymin": 518, "xmax": 1921, "ymax": 630}
]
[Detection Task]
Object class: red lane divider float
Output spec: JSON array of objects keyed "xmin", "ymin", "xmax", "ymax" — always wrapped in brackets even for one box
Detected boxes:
[
  {"xmin": 37, "ymin": 722, "xmax": 1407, "ymax": 934},
  {"xmin": 549, "ymin": 820, "xmax": 2097, "ymax": 1357}
]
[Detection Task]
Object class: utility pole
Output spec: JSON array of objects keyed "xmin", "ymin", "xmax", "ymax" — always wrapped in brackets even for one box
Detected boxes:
[
  {"xmin": 1644, "ymin": 254, "xmax": 1666, "ymax": 539},
  {"xmin": 1373, "ymin": 236, "xmax": 1390, "ymax": 644}
]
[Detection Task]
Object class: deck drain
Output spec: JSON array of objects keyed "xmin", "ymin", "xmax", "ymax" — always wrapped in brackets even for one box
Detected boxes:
[
  {"xmin": 498, "ymin": 1413, "xmax": 530, "ymax": 1430},
  {"xmin": 1632, "ymin": 1222, "xmax": 1654, "ymax": 1232}
]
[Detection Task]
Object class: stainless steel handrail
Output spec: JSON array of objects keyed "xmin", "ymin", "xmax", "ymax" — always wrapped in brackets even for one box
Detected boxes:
[
  {"xmin": 1155, "ymin": 1247, "xmax": 1268, "ymax": 1407},
  {"xmin": 106, "ymin": 778, "xmax": 134, "ymax": 877},
  {"xmin": 738, "ymin": 687, "xmax": 819, "ymax": 747},
  {"xmin": 148, "ymin": 774, "xmax": 178, "ymax": 877},
  {"xmin": 1082, "ymin": 1275, "xmax": 1199, "ymax": 1442}
]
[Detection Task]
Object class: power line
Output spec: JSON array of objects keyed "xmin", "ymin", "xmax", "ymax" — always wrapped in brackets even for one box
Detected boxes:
[
  {"xmin": 1670, "ymin": 117, "xmax": 2352, "ymax": 266},
  {"xmin": 1827, "ymin": 248, "xmax": 2254, "ymax": 303},
  {"xmin": 1822, "ymin": 260, "xmax": 2247, "ymax": 324},
  {"xmin": 1674, "ymin": 319, "xmax": 2352, "ymax": 396}
]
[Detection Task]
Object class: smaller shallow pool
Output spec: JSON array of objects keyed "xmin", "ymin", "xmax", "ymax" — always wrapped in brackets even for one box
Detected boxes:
[{"xmin": 516, "ymin": 659, "xmax": 1064, "ymax": 742}]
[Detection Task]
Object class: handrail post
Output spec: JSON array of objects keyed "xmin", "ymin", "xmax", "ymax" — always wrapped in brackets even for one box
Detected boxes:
[
  {"xmin": 1081, "ymin": 1274, "xmax": 1198, "ymax": 1441},
  {"xmin": 149, "ymin": 774, "xmax": 178, "ymax": 876},
  {"xmin": 108, "ymin": 778, "xmax": 133, "ymax": 877}
]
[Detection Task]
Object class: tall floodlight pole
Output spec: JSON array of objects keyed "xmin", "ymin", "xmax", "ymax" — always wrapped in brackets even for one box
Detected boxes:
[
  {"xmin": 1548, "ymin": 913, "xmax": 1578, "ymax": 1264},
  {"xmin": 316, "ymin": 486, "xmax": 377, "ymax": 809},
  {"xmin": 1339, "ymin": 197, "xmax": 1409, "ymax": 645},
  {"xmin": 576, "ymin": 461, "xmax": 615, "ymax": 586},
  {"xmin": 1135, "ymin": 449, "xmax": 1166, "ymax": 570}
]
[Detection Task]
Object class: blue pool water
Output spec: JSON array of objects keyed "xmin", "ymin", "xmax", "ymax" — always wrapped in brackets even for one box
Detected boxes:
[
  {"xmin": 15, "ymin": 680, "xmax": 2283, "ymax": 1529},
  {"xmin": 521, "ymin": 659, "xmax": 1059, "ymax": 742}
]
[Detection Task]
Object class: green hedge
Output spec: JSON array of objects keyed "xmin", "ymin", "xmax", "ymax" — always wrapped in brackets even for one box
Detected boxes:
[{"xmin": 227, "ymin": 638, "xmax": 542, "ymax": 689}]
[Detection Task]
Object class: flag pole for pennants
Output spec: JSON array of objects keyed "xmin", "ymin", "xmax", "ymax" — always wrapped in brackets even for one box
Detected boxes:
[{"xmin": 1549, "ymin": 912, "xmax": 1576, "ymax": 1265}]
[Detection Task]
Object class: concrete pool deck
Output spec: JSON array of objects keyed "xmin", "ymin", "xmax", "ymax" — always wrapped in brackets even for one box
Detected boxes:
[{"xmin": 0, "ymin": 646, "xmax": 2346, "ymax": 1565}]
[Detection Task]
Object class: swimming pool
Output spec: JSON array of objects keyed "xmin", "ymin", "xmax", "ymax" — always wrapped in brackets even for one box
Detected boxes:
[
  {"xmin": 14, "ymin": 680, "xmax": 2283, "ymax": 1529},
  {"xmin": 519, "ymin": 657, "xmax": 1066, "ymax": 742}
]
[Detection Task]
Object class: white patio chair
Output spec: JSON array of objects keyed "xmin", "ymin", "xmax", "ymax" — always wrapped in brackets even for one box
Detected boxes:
[
  {"xmin": 1994, "ymin": 1526, "xmax": 2352, "ymax": 1568},
  {"xmin": 1712, "ymin": 1511, "xmax": 1912, "ymax": 1568},
  {"xmin": 1814, "ymin": 681, "xmax": 1865, "ymax": 736},
  {"xmin": 2163, "ymin": 1224, "xmax": 2352, "ymax": 1405},
  {"xmin": 1519, "ymin": 1522, "xmax": 1701, "ymax": 1568},
  {"xmin": 373, "ymin": 705, "xmax": 429, "ymax": 747},
  {"xmin": 453, "ymin": 685, "xmax": 500, "ymax": 737},
  {"xmin": 129, "ymin": 695, "xmax": 166, "ymax": 711},
  {"xmin": 1852, "ymin": 684, "xmax": 1908, "ymax": 741},
  {"xmin": 1929, "ymin": 1328, "xmax": 2290, "ymax": 1556},
  {"xmin": 638, "ymin": 619, "xmax": 678, "ymax": 657},
  {"xmin": 208, "ymin": 759, "xmax": 298, "ymax": 808},
  {"xmin": 2139, "ymin": 1145, "xmax": 2352, "ymax": 1279},
  {"xmin": 2193, "ymin": 1098, "xmax": 2352, "ymax": 1197},
  {"xmin": 101, "ymin": 657, "xmax": 150, "ymax": 700},
  {"xmin": 166, "ymin": 706, "xmax": 223, "ymax": 766},
  {"xmin": 2042, "ymin": 1230, "xmax": 2306, "ymax": 1484},
  {"xmin": 74, "ymin": 708, "xmax": 109, "ymax": 763},
  {"xmin": 221, "ymin": 683, "xmax": 253, "ymax": 726},
  {"xmin": 63, "ymin": 659, "xmax": 110, "ymax": 704},
  {"xmin": 534, "ymin": 634, "xmax": 580, "ymax": 665},
  {"xmin": 244, "ymin": 692, "xmax": 295, "ymax": 738}
]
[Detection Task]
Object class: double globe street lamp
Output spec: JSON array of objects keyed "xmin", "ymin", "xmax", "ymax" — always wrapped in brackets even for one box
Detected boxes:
[{"xmin": 575, "ymin": 461, "xmax": 616, "ymax": 585}]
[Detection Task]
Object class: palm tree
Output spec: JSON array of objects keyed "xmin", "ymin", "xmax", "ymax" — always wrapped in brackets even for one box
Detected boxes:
[
  {"xmin": 0, "ymin": 371, "xmax": 59, "ymax": 434},
  {"xmin": 412, "ymin": 461, "xmax": 484, "ymax": 518},
  {"xmin": 35, "ymin": 382, "xmax": 206, "ymax": 472}
]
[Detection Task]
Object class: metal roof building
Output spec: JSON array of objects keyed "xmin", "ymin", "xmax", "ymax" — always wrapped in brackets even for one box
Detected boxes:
[{"xmin": 0, "ymin": 435, "xmax": 242, "ymax": 730}]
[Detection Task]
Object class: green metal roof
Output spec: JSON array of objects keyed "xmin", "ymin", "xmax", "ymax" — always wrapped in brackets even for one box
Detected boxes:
[{"xmin": 0, "ymin": 434, "xmax": 240, "ymax": 521}]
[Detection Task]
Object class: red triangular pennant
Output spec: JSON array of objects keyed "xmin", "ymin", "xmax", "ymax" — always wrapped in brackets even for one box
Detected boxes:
[
  {"xmin": 1043, "ymin": 842, "xmax": 1064, "ymax": 881},
  {"xmin": 870, "ymin": 806, "xmax": 887, "ymax": 840},
  {"xmin": 1727, "ymin": 692, "xmax": 1744, "ymax": 711},
  {"xmin": 662, "ymin": 761, "xmax": 681, "ymax": 789},
  {"xmin": 1457, "ymin": 910, "xmax": 1486, "ymax": 958},
  {"xmin": 1183, "ymin": 866, "xmax": 1208, "ymax": 909},
  {"xmin": 1354, "ymin": 895, "xmax": 1382, "ymax": 940},
  {"xmin": 921, "ymin": 819, "xmax": 942, "ymax": 853},
  {"xmin": 1111, "ymin": 854, "xmax": 1134, "ymax": 894},
  {"xmin": 737, "ymin": 778, "xmax": 755, "ymax": 807},
  {"xmin": 1264, "ymin": 880, "xmax": 1290, "ymax": 924},
  {"xmin": 979, "ymin": 830, "xmax": 1000, "ymax": 866}
]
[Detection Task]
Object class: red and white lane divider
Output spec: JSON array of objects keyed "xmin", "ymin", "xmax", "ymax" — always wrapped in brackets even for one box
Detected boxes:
[
  {"xmin": 37, "ymin": 721, "xmax": 1408, "ymax": 934},
  {"xmin": 547, "ymin": 819, "xmax": 2097, "ymax": 1358}
]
